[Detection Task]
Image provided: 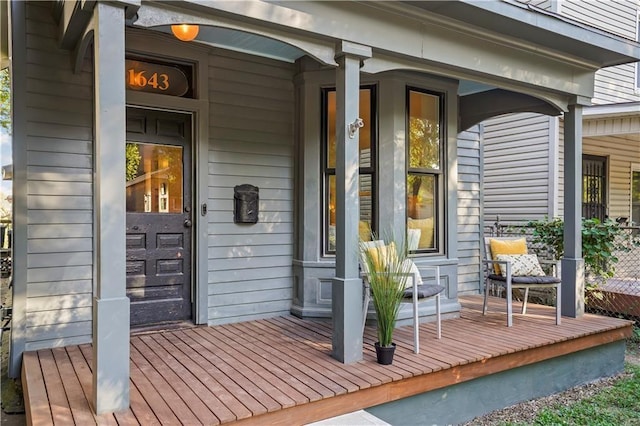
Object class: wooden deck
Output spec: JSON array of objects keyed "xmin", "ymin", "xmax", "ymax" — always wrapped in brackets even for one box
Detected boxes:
[
  {"xmin": 588, "ymin": 278, "xmax": 640, "ymax": 318},
  {"xmin": 22, "ymin": 295, "xmax": 633, "ymax": 426}
]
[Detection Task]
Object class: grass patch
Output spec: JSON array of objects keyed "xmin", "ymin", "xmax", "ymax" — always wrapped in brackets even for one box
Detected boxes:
[{"xmin": 522, "ymin": 363, "xmax": 640, "ymax": 426}]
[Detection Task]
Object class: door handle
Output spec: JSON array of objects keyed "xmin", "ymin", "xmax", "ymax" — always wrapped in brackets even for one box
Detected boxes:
[{"xmin": 184, "ymin": 219, "xmax": 192, "ymax": 228}]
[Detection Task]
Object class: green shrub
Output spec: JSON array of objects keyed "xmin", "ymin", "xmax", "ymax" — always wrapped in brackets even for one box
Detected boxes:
[{"xmin": 525, "ymin": 217, "xmax": 636, "ymax": 285}]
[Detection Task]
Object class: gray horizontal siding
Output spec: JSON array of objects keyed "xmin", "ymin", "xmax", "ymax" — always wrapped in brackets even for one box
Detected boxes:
[
  {"xmin": 482, "ymin": 113, "xmax": 552, "ymax": 226},
  {"xmin": 22, "ymin": 2, "xmax": 93, "ymax": 349},
  {"xmin": 207, "ymin": 49, "xmax": 295, "ymax": 324},
  {"xmin": 560, "ymin": 0, "xmax": 640, "ymax": 104},
  {"xmin": 457, "ymin": 128, "xmax": 482, "ymax": 296}
]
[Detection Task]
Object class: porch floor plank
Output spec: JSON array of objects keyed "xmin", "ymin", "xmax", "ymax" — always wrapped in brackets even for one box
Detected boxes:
[
  {"xmin": 193, "ymin": 326, "xmax": 306, "ymax": 407},
  {"xmin": 146, "ymin": 333, "xmax": 243, "ymax": 422},
  {"xmin": 50, "ymin": 348, "xmax": 97, "ymax": 426},
  {"xmin": 22, "ymin": 295, "xmax": 634, "ymax": 426},
  {"xmin": 133, "ymin": 337, "xmax": 218, "ymax": 424},
  {"xmin": 230, "ymin": 320, "xmax": 352, "ymax": 396},
  {"xmin": 38, "ymin": 350, "xmax": 75, "ymax": 425},
  {"xmin": 169, "ymin": 329, "xmax": 275, "ymax": 416},
  {"xmin": 212, "ymin": 323, "xmax": 327, "ymax": 402}
]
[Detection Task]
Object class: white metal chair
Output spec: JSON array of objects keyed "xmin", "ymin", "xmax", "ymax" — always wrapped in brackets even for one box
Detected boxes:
[
  {"xmin": 360, "ymin": 240, "xmax": 444, "ymax": 353},
  {"xmin": 483, "ymin": 237, "xmax": 561, "ymax": 327}
]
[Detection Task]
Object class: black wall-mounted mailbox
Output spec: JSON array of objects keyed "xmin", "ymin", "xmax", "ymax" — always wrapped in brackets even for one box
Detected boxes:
[{"xmin": 234, "ymin": 184, "xmax": 259, "ymax": 223}]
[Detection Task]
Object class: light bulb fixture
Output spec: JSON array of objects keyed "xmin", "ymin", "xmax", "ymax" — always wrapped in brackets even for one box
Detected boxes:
[{"xmin": 171, "ymin": 24, "xmax": 199, "ymax": 42}]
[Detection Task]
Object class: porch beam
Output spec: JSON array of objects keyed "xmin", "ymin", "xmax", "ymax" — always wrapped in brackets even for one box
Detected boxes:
[
  {"xmin": 561, "ymin": 100, "xmax": 588, "ymax": 318},
  {"xmin": 91, "ymin": 1, "xmax": 130, "ymax": 414},
  {"xmin": 332, "ymin": 41, "xmax": 371, "ymax": 364}
]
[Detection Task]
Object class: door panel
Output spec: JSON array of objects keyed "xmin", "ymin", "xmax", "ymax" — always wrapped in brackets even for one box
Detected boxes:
[{"xmin": 126, "ymin": 108, "xmax": 192, "ymax": 326}]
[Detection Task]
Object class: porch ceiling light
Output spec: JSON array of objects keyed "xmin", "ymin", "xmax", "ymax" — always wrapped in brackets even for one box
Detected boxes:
[{"xmin": 171, "ymin": 24, "xmax": 199, "ymax": 42}]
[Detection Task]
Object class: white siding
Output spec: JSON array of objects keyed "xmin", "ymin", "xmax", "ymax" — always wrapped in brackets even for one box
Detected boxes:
[
  {"xmin": 557, "ymin": 117, "xmax": 640, "ymax": 220},
  {"xmin": 516, "ymin": 0, "xmax": 554, "ymax": 10},
  {"xmin": 457, "ymin": 128, "xmax": 482, "ymax": 295},
  {"xmin": 23, "ymin": 2, "xmax": 94, "ymax": 350},
  {"xmin": 482, "ymin": 113, "xmax": 553, "ymax": 226},
  {"xmin": 560, "ymin": 0, "xmax": 640, "ymax": 104},
  {"xmin": 207, "ymin": 50, "xmax": 295, "ymax": 324},
  {"xmin": 583, "ymin": 135, "xmax": 640, "ymax": 219}
]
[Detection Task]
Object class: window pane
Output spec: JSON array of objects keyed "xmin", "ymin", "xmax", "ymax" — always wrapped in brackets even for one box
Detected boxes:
[
  {"xmin": 409, "ymin": 91, "xmax": 440, "ymax": 170},
  {"xmin": 326, "ymin": 89, "xmax": 372, "ymax": 169},
  {"xmin": 126, "ymin": 142, "xmax": 183, "ymax": 213},
  {"xmin": 326, "ymin": 174, "xmax": 374, "ymax": 252},
  {"xmin": 407, "ymin": 174, "xmax": 435, "ymax": 250}
]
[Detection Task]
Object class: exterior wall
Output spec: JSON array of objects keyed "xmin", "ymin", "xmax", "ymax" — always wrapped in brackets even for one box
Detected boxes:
[
  {"xmin": 457, "ymin": 127, "xmax": 482, "ymax": 295},
  {"xmin": 15, "ymin": 3, "xmax": 299, "ymax": 347},
  {"xmin": 582, "ymin": 135, "xmax": 640, "ymax": 220},
  {"xmin": 560, "ymin": 0, "xmax": 640, "ymax": 104},
  {"xmin": 206, "ymin": 49, "xmax": 296, "ymax": 325},
  {"xmin": 482, "ymin": 113, "xmax": 554, "ymax": 227},
  {"xmin": 292, "ymin": 70, "xmax": 462, "ymax": 319},
  {"xmin": 485, "ymin": 1, "xmax": 640, "ymax": 229},
  {"xmin": 20, "ymin": 2, "xmax": 94, "ymax": 351},
  {"xmin": 557, "ymin": 115, "xmax": 640, "ymax": 220}
]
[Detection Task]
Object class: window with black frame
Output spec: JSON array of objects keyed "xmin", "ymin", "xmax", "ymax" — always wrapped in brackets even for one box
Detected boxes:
[
  {"xmin": 406, "ymin": 88, "xmax": 443, "ymax": 253},
  {"xmin": 323, "ymin": 86, "xmax": 376, "ymax": 254}
]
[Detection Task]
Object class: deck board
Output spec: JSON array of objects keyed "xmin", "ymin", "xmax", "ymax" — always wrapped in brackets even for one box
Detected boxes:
[{"xmin": 23, "ymin": 296, "xmax": 633, "ymax": 426}]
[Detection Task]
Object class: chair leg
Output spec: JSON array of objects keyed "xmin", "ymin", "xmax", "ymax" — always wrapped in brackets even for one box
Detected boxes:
[
  {"xmin": 436, "ymin": 293, "xmax": 441, "ymax": 339},
  {"xmin": 362, "ymin": 286, "xmax": 370, "ymax": 335},
  {"xmin": 483, "ymin": 277, "xmax": 489, "ymax": 316},
  {"xmin": 413, "ymin": 277, "xmax": 419, "ymax": 354},
  {"xmin": 556, "ymin": 284, "xmax": 562, "ymax": 325},
  {"xmin": 506, "ymin": 280, "xmax": 513, "ymax": 327},
  {"xmin": 522, "ymin": 287, "xmax": 529, "ymax": 315}
]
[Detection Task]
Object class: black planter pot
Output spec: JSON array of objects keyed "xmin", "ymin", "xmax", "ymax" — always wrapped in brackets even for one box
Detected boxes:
[{"xmin": 374, "ymin": 342, "xmax": 396, "ymax": 365}]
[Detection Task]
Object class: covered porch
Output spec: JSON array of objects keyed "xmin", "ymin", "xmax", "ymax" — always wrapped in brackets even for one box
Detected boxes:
[
  {"xmin": 5, "ymin": 0, "xmax": 640, "ymax": 418},
  {"xmin": 22, "ymin": 296, "xmax": 632, "ymax": 425}
]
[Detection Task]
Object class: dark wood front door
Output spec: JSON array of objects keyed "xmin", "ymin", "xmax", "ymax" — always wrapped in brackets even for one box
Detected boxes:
[{"xmin": 125, "ymin": 108, "xmax": 193, "ymax": 326}]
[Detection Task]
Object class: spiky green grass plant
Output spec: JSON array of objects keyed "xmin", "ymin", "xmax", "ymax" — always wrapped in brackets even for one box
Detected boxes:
[{"xmin": 360, "ymin": 240, "xmax": 409, "ymax": 347}]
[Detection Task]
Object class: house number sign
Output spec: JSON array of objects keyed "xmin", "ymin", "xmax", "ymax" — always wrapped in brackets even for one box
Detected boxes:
[{"xmin": 125, "ymin": 59, "xmax": 190, "ymax": 97}]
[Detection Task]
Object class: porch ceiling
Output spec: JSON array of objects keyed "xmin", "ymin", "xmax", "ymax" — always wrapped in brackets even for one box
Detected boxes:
[
  {"xmin": 129, "ymin": 0, "xmax": 640, "ymax": 122},
  {"xmin": 152, "ymin": 25, "xmax": 307, "ymax": 63}
]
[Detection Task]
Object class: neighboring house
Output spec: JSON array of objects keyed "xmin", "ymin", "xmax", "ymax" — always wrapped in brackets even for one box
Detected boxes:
[
  {"xmin": 483, "ymin": 0, "xmax": 640, "ymax": 227},
  {"xmin": 2, "ymin": 0, "xmax": 639, "ymax": 415}
]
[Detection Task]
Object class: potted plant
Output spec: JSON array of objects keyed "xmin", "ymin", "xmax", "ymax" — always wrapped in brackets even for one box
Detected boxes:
[{"xmin": 360, "ymin": 239, "xmax": 409, "ymax": 365}]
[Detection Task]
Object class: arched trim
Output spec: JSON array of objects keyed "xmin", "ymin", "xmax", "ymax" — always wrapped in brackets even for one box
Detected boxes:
[
  {"xmin": 133, "ymin": 4, "xmax": 338, "ymax": 66},
  {"xmin": 459, "ymin": 89, "xmax": 563, "ymax": 132},
  {"xmin": 72, "ymin": 28, "xmax": 94, "ymax": 75}
]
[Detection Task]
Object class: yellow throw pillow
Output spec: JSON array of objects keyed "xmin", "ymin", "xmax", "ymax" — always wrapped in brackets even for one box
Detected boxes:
[
  {"xmin": 366, "ymin": 242, "xmax": 396, "ymax": 272},
  {"xmin": 407, "ymin": 217, "xmax": 434, "ymax": 249},
  {"xmin": 489, "ymin": 238, "xmax": 528, "ymax": 275},
  {"xmin": 359, "ymin": 220, "xmax": 372, "ymax": 242}
]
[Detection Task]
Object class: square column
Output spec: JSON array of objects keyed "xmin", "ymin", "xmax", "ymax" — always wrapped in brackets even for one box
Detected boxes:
[
  {"xmin": 91, "ymin": 2, "xmax": 130, "ymax": 414},
  {"xmin": 332, "ymin": 41, "xmax": 371, "ymax": 363},
  {"xmin": 561, "ymin": 102, "xmax": 586, "ymax": 318}
]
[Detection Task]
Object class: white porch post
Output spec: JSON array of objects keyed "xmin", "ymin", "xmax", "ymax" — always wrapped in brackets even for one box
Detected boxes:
[
  {"xmin": 332, "ymin": 41, "xmax": 371, "ymax": 364},
  {"xmin": 91, "ymin": 2, "xmax": 130, "ymax": 414},
  {"xmin": 561, "ymin": 102, "xmax": 586, "ymax": 318}
]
